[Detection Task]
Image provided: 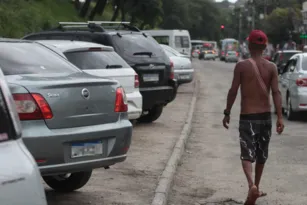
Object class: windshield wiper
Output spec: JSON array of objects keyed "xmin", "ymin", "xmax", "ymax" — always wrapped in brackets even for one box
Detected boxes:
[
  {"xmin": 133, "ymin": 52, "xmax": 153, "ymax": 57},
  {"xmin": 106, "ymin": 64, "xmax": 123, "ymax": 69}
]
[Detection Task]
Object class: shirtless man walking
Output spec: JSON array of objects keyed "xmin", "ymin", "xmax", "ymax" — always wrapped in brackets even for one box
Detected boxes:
[{"xmin": 222, "ymin": 30, "xmax": 284, "ymax": 205}]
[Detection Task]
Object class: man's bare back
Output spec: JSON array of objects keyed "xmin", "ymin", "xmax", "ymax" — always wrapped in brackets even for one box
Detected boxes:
[{"xmin": 232, "ymin": 58, "xmax": 278, "ymax": 114}]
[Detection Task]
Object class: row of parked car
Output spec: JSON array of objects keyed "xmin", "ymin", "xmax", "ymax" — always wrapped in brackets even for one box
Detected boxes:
[{"xmin": 0, "ymin": 21, "xmax": 194, "ymax": 204}]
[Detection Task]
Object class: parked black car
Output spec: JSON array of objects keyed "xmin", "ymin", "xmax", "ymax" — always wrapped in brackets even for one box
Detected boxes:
[{"xmin": 23, "ymin": 22, "xmax": 178, "ymax": 123}]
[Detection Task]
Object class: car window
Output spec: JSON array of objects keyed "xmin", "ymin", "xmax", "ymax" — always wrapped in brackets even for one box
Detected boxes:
[
  {"xmin": 152, "ymin": 36, "xmax": 169, "ymax": 45},
  {"xmin": 163, "ymin": 45, "xmax": 181, "ymax": 56},
  {"xmin": 163, "ymin": 49, "xmax": 176, "ymax": 57},
  {"xmin": 64, "ymin": 50, "xmax": 130, "ymax": 70},
  {"xmin": 0, "ymin": 83, "xmax": 18, "ymax": 142},
  {"xmin": 112, "ymin": 34, "xmax": 165, "ymax": 59},
  {"xmin": 284, "ymin": 59, "xmax": 296, "ymax": 73},
  {"xmin": 0, "ymin": 42, "xmax": 80, "ymax": 75},
  {"xmin": 301, "ymin": 56, "xmax": 307, "ymax": 71},
  {"xmin": 175, "ymin": 36, "xmax": 190, "ymax": 48}
]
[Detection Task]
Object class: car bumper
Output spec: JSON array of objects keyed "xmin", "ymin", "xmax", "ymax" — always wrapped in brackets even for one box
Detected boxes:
[
  {"xmin": 204, "ymin": 54, "xmax": 215, "ymax": 59},
  {"xmin": 140, "ymin": 80, "xmax": 177, "ymax": 110},
  {"xmin": 225, "ymin": 57, "xmax": 238, "ymax": 61},
  {"xmin": 21, "ymin": 117, "xmax": 132, "ymax": 175},
  {"xmin": 292, "ymin": 88, "xmax": 307, "ymax": 111},
  {"xmin": 127, "ymin": 91, "xmax": 142, "ymax": 120},
  {"xmin": 174, "ymin": 69, "xmax": 194, "ymax": 84}
]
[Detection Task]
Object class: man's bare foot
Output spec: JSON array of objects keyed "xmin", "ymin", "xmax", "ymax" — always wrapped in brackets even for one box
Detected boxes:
[
  {"xmin": 244, "ymin": 185, "xmax": 258, "ymax": 205},
  {"xmin": 258, "ymin": 190, "xmax": 267, "ymax": 197}
]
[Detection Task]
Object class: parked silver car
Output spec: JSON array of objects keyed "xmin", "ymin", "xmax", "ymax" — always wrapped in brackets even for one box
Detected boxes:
[
  {"xmin": 160, "ymin": 44, "xmax": 194, "ymax": 85},
  {"xmin": 278, "ymin": 53, "xmax": 307, "ymax": 121},
  {"xmin": 0, "ymin": 39, "xmax": 132, "ymax": 192},
  {"xmin": 0, "ymin": 68, "xmax": 47, "ymax": 205}
]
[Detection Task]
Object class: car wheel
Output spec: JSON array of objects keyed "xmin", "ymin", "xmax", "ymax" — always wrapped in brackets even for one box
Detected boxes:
[
  {"xmin": 43, "ymin": 170, "xmax": 92, "ymax": 192},
  {"xmin": 286, "ymin": 96, "xmax": 297, "ymax": 121},
  {"xmin": 137, "ymin": 105, "xmax": 164, "ymax": 123}
]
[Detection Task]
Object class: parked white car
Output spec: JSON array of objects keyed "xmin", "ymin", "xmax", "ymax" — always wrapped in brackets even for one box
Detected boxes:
[
  {"xmin": 37, "ymin": 40, "xmax": 143, "ymax": 120},
  {"xmin": 0, "ymin": 68, "xmax": 47, "ymax": 205},
  {"xmin": 160, "ymin": 44, "xmax": 194, "ymax": 85}
]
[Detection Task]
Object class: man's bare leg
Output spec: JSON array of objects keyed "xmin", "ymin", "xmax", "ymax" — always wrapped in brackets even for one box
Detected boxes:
[
  {"xmin": 242, "ymin": 160, "xmax": 254, "ymax": 188},
  {"xmin": 255, "ymin": 163, "xmax": 267, "ymax": 197}
]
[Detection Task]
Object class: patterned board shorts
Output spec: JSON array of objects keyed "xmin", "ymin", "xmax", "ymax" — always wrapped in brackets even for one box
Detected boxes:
[{"xmin": 239, "ymin": 113, "xmax": 272, "ymax": 164}]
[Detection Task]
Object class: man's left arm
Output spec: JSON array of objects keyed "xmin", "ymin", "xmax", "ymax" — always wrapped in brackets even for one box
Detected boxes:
[{"xmin": 225, "ymin": 63, "xmax": 242, "ymax": 113}]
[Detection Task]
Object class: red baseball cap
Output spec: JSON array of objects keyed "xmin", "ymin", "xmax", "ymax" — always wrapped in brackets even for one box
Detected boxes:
[{"xmin": 246, "ymin": 30, "xmax": 268, "ymax": 45}]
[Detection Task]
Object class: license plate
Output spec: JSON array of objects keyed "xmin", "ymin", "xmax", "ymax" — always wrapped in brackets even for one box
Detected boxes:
[
  {"xmin": 71, "ymin": 140, "xmax": 103, "ymax": 158},
  {"xmin": 179, "ymin": 75, "xmax": 190, "ymax": 79},
  {"xmin": 143, "ymin": 74, "xmax": 159, "ymax": 82}
]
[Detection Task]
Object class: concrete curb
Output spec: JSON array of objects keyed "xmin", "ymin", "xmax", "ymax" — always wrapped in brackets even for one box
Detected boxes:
[{"xmin": 151, "ymin": 78, "xmax": 199, "ymax": 205}]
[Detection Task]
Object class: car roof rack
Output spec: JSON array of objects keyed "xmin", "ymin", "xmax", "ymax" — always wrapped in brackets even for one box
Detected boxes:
[
  {"xmin": 87, "ymin": 21, "xmax": 140, "ymax": 32},
  {"xmin": 56, "ymin": 22, "xmax": 105, "ymax": 32}
]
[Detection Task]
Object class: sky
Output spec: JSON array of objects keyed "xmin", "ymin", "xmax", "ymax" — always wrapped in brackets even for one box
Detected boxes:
[{"xmin": 215, "ymin": 0, "xmax": 237, "ymax": 2}]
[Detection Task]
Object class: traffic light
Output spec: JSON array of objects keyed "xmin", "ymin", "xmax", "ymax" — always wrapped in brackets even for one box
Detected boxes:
[{"xmin": 221, "ymin": 25, "xmax": 225, "ymax": 29}]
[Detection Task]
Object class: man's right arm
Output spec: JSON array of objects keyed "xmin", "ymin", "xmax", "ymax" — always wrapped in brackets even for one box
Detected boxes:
[{"xmin": 271, "ymin": 64, "xmax": 282, "ymax": 119}]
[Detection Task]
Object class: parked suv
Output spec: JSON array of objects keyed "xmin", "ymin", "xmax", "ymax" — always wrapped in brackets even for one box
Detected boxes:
[{"xmin": 23, "ymin": 21, "xmax": 178, "ymax": 123}]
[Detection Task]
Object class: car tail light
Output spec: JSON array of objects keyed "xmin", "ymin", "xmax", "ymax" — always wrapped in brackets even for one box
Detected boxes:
[
  {"xmin": 170, "ymin": 60, "xmax": 174, "ymax": 79},
  {"xmin": 197, "ymin": 51, "xmax": 200, "ymax": 54},
  {"xmin": 236, "ymin": 52, "xmax": 239, "ymax": 56},
  {"xmin": 134, "ymin": 74, "xmax": 139, "ymax": 88},
  {"xmin": 222, "ymin": 51, "xmax": 225, "ymax": 55},
  {"xmin": 114, "ymin": 87, "xmax": 128, "ymax": 112},
  {"xmin": 13, "ymin": 93, "xmax": 53, "ymax": 120},
  {"xmin": 296, "ymin": 78, "xmax": 307, "ymax": 87}
]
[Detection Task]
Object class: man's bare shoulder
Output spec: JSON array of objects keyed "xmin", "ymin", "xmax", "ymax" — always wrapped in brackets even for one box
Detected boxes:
[
  {"xmin": 263, "ymin": 59, "xmax": 277, "ymax": 73},
  {"xmin": 235, "ymin": 59, "xmax": 250, "ymax": 71}
]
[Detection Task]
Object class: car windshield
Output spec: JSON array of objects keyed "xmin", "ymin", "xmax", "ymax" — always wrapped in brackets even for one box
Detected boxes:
[
  {"xmin": 0, "ymin": 42, "xmax": 79, "ymax": 75},
  {"xmin": 112, "ymin": 34, "xmax": 165, "ymax": 59},
  {"xmin": 163, "ymin": 49, "xmax": 176, "ymax": 57},
  {"xmin": 161, "ymin": 45, "xmax": 181, "ymax": 56},
  {"xmin": 64, "ymin": 50, "xmax": 130, "ymax": 70}
]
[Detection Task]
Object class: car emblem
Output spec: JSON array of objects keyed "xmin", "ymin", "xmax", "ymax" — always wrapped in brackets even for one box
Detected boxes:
[
  {"xmin": 81, "ymin": 88, "xmax": 90, "ymax": 99},
  {"xmin": 149, "ymin": 64, "xmax": 155, "ymax": 69}
]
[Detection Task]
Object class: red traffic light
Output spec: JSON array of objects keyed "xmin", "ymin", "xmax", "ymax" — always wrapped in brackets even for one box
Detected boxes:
[{"xmin": 221, "ymin": 25, "xmax": 225, "ymax": 29}]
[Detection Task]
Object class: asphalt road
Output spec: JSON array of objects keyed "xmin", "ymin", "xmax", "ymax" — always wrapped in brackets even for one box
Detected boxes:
[
  {"xmin": 45, "ymin": 75, "xmax": 196, "ymax": 204},
  {"xmin": 168, "ymin": 59, "xmax": 307, "ymax": 205}
]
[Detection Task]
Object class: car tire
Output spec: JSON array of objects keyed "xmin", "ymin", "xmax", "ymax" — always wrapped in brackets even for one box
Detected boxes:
[
  {"xmin": 43, "ymin": 170, "xmax": 92, "ymax": 192},
  {"xmin": 286, "ymin": 96, "xmax": 297, "ymax": 121},
  {"xmin": 137, "ymin": 105, "xmax": 164, "ymax": 123}
]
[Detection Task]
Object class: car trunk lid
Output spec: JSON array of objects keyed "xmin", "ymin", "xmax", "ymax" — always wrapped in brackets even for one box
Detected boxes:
[{"xmin": 6, "ymin": 73, "xmax": 119, "ymax": 129}]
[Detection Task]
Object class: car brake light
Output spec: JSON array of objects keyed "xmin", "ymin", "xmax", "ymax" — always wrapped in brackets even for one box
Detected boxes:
[
  {"xmin": 170, "ymin": 60, "xmax": 174, "ymax": 80},
  {"xmin": 114, "ymin": 87, "xmax": 128, "ymax": 112},
  {"xmin": 222, "ymin": 51, "xmax": 225, "ymax": 55},
  {"xmin": 236, "ymin": 52, "xmax": 239, "ymax": 56},
  {"xmin": 134, "ymin": 74, "xmax": 139, "ymax": 88},
  {"xmin": 296, "ymin": 78, "xmax": 307, "ymax": 87},
  {"xmin": 13, "ymin": 93, "xmax": 53, "ymax": 120}
]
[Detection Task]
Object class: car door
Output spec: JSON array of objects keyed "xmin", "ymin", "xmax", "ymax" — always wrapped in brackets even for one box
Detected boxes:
[{"xmin": 279, "ymin": 58, "xmax": 297, "ymax": 107}]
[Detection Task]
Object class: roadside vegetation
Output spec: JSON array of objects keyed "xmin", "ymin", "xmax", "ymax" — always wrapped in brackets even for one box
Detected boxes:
[{"xmin": 0, "ymin": 0, "xmax": 304, "ymax": 44}]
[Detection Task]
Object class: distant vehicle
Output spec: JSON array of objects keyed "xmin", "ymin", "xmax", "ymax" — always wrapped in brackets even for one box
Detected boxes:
[
  {"xmin": 278, "ymin": 53, "xmax": 307, "ymax": 120},
  {"xmin": 0, "ymin": 68, "xmax": 47, "ymax": 205},
  {"xmin": 225, "ymin": 50, "xmax": 239, "ymax": 63},
  {"xmin": 272, "ymin": 50, "xmax": 302, "ymax": 73},
  {"xmin": 144, "ymin": 29, "xmax": 192, "ymax": 59},
  {"xmin": 1, "ymin": 39, "xmax": 133, "ymax": 192},
  {"xmin": 160, "ymin": 44, "xmax": 194, "ymax": 85},
  {"xmin": 23, "ymin": 21, "xmax": 178, "ymax": 123},
  {"xmin": 198, "ymin": 46, "xmax": 216, "ymax": 60},
  {"xmin": 203, "ymin": 41, "xmax": 218, "ymax": 57},
  {"xmin": 37, "ymin": 40, "xmax": 143, "ymax": 121},
  {"xmin": 219, "ymin": 38, "xmax": 239, "ymax": 61},
  {"xmin": 191, "ymin": 40, "xmax": 205, "ymax": 58}
]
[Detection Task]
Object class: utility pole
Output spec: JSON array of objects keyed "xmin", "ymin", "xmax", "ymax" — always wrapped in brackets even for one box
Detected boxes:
[{"xmin": 252, "ymin": 4, "xmax": 255, "ymax": 30}]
